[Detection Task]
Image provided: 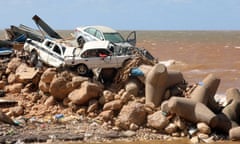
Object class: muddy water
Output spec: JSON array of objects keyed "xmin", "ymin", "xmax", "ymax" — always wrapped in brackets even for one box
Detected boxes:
[{"xmin": 135, "ymin": 31, "xmax": 240, "ymax": 95}]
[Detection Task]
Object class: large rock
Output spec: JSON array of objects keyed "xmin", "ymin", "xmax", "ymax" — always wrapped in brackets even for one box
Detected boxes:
[
  {"xmin": 6, "ymin": 58, "xmax": 21, "ymax": 74},
  {"xmin": 68, "ymin": 81, "xmax": 102, "ymax": 105},
  {"xmin": 39, "ymin": 80, "xmax": 50, "ymax": 93},
  {"xmin": 99, "ymin": 90, "xmax": 114, "ymax": 105},
  {"xmin": 125, "ymin": 78, "xmax": 142, "ymax": 96},
  {"xmin": 49, "ymin": 76, "xmax": 73, "ymax": 100},
  {"xmin": 7, "ymin": 73, "xmax": 16, "ymax": 84},
  {"xmin": 5, "ymin": 83, "xmax": 23, "ymax": 94},
  {"xmin": 71, "ymin": 76, "xmax": 89, "ymax": 89},
  {"xmin": 117, "ymin": 102, "xmax": 147, "ymax": 129},
  {"xmin": 15, "ymin": 63, "xmax": 39, "ymax": 84},
  {"xmin": 0, "ymin": 81, "xmax": 5, "ymax": 89},
  {"xmin": 147, "ymin": 110, "xmax": 169, "ymax": 130},
  {"xmin": 40, "ymin": 68, "xmax": 56, "ymax": 83},
  {"xmin": 103, "ymin": 100, "xmax": 122, "ymax": 111}
]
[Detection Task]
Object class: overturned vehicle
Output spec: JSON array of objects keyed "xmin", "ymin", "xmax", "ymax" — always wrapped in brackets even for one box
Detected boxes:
[{"xmin": 23, "ymin": 38, "xmax": 135, "ymax": 75}]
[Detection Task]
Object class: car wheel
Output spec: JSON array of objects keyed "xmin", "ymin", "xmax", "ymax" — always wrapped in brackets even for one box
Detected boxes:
[
  {"xmin": 30, "ymin": 51, "xmax": 38, "ymax": 66},
  {"xmin": 77, "ymin": 37, "xmax": 85, "ymax": 48},
  {"xmin": 76, "ymin": 64, "xmax": 88, "ymax": 75}
]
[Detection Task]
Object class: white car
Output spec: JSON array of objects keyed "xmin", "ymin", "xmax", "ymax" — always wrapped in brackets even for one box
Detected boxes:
[
  {"xmin": 73, "ymin": 25, "xmax": 136, "ymax": 48},
  {"xmin": 24, "ymin": 38, "xmax": 134, "ymax": 75}
]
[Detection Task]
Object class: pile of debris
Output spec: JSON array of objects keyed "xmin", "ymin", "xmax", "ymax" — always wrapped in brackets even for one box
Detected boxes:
[
  {"xmin": 1, "ymin": 15, "xmax": 240, "ymax": 143},
  {"xmin": 0, "ymin": 54, "xmax": 240, "ymax": 143}
]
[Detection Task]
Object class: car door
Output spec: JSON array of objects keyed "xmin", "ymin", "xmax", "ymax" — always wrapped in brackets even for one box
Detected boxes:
[
  {"xmin": 84, "ymin": 28, "xmax": 99, "ymax": 41},
  {"xmin": 126, "ymin": 31, "xmax": 136, "ymax": 46},
  {"xmin": 39, "ymin": 40, "xmax": 54, "ymax": 64},
  {"xmin": 96, "ymin": 49, "xmax": 118, "ymax": 68},
  {"xmin": 80, "ymin": 49, "xmax": 100, "ymax": 69},
  {"xmin": 47, "ymin": 44, "xmax": 64, "ymax": 67}
]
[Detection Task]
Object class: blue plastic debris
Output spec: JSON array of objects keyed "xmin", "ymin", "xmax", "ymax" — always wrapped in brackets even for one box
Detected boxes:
[
  {"xmin": 14, "ymin": 34, "xmax": 27, "ymax": 42},
  {"xmin": 198, "ymin": 81, "xmax": 204, "ymax": 86},
  {"xmin": 0, "ymin": 47, "xmax": 13, "ymax": 56},
  {"xmin": 55, "ymin": 114, "xmax": 64, "ymax": 119},
  {"xmin": 130, "ymin": 67, "xmax": 144, "ymax": 76}
]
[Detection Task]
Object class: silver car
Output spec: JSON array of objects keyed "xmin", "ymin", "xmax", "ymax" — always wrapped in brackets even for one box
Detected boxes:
[{"xmin": 73, "ymin": 25, "xmax": 136, "ymax": 48}]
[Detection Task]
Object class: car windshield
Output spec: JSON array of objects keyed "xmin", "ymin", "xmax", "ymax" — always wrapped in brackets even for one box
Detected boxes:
[{"xmin": 103, "ymin": 33, "xmax": 125, "ymax": 43}]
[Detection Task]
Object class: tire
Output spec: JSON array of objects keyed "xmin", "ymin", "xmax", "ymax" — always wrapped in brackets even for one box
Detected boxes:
[
  {"xmin": 76, "ymin": 64, "xmax": 88, "ymax": 75},
  {"xmin": 77, "ymin": 37, "xmax": 85, "ymax": 48},
  {"xmin": 30, "ymin": 51, "xmax": 38, "ymax": 66}
]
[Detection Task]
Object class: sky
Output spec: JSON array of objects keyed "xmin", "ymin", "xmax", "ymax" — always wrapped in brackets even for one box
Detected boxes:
[{"xmin": 0, "ymin": 0, "xmax": 240, "ymax": 30}]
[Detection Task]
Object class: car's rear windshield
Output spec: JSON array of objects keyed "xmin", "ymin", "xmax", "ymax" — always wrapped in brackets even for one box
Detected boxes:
[{"xmin": 103, "ymin": 33, "xmax": 125, "ymax": 43}]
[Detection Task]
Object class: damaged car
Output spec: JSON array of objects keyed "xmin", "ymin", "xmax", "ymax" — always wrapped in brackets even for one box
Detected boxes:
[
  {"xmin": 73, "ymin": 25, "xmax": 136, "ymax": 48},
  {"xmin": 73, "ymin": 25, "xmax": 155, "ymax": 61},
  {"xmin": 23, "ymin": 38, "xmax": 134, "ymax": 75}
]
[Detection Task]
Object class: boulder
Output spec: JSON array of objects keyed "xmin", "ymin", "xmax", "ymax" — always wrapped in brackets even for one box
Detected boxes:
[
  {"xmin": 173, "ymin": 116, "xmax": 186, "ymax": 130},
  {"xmin": 39, "ymin": 80, "xmax": 50, "ymax": 93},
  {"xmin": 117, "ymin": 102, "xmax": 147, "ymax": 129},
  {"xmin": 120, "ymin": 91, "xmax": 132, "ymax": 104},
  {"xmin": 10, "ymin": 106, "xmax": 24, "ymax": 117},
  {"xmin": 197, "ymin": 122, "xmax": 211, "ymax": 135},
  {"xmin": 40, "ymin": 68, "xmax": 56, "ymax": 83},
  {"xmin": 71, "ymin": 76, "xmax": 89, "ymax": 89},
  {"xmin": 147, "ymin": 110, "xmax": 169, "ymax": 130},
  {"xmin": 165, "ymin": 123, "xmax": 178, "ymax": 134},
  {"xmin": 99, "ymin": 90, "xmax": 114, "ymax": 105},
  {"xmin": 125, "ymin": 78, "xmax": 142, "ymax": 96},
  {"xmin": 87, "ymin": 99, "xmax": 98, "ymax": 113},
  {"xmin": 103, "ymin": 100, "xmax": 122, "ymax": 111},
  {"xmin": 50, "ymin": 76, "xmax": 73, "ymax": 100},
  {"xmin": 0, "ymin": 80, "xmax": 5, "ymax": 89},
  {"xmin": 98, "ymin": 110, "xmax": 114, "ymax": 121},
  {"xmin": 44, "ymin": 96, "xmax": 56, "ymax": 107},
  {"xmin": 5, "ymin": 83, "xmax": 23, "ymax": 94},
  {"xmin": 15, "ymin": 63, "xmax": 39, "ymax": 84},
  {"xmin": 68, "ymin": 81, "xmax": 102, "ymax": 105},
  {"xmin": 6, "ymin": 57, "xmax": 21, "ymax": 74},
  {"xmin": 7, "ymin": 73, "xmax": 16, "ymax": 84}
]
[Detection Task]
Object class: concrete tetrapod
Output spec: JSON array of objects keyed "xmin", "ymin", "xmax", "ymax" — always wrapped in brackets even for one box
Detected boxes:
[
  {"xmin": 222, "ymin": 88, "xmax": 240, "ymax": 124},
  {"xmin": 145, "ymin": 64, "xmax": 168, "ymax": 107},
  {"xmin": 189, "ymin": 74, "xmax": 221, "ymax": 113},
  {"xmin": 168, "ymin": 97, "xmax": 218, "ymax": 128}
]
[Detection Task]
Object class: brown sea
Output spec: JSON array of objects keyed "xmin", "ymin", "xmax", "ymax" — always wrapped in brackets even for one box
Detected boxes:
[{"xmin": 1, "ymin": 30, "xmax": 240, "ymax": 144}]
